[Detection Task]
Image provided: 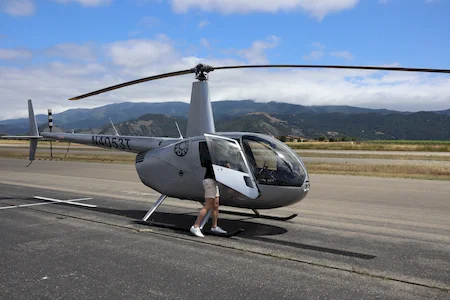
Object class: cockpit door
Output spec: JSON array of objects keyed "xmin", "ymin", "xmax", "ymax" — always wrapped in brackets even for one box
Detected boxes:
[{"xmin": 204, "ymin": 133, "xmax": 260, "ymax": 199}]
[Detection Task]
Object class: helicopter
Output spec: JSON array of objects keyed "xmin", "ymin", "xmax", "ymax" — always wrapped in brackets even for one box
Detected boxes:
[{"xmin": 3, "ymin": 64, "xmax": 450, "ymax": 231}]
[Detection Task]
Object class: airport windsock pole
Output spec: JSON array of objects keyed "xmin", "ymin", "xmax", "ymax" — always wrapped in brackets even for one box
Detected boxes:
[{"xmin": 48, "ymin": 109, "xmax": 53, "ymax": 160}]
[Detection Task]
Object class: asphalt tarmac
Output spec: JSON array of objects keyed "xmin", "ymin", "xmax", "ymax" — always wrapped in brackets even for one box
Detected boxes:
[{"xmin": 0, "ymin": 158, "xmax": 449, "ymax": 299}]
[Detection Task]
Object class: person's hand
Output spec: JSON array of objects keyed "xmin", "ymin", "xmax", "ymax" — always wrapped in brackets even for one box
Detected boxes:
[{"xmin": 226, "ymin": 162, "xmax": 231, "ymax": 168}]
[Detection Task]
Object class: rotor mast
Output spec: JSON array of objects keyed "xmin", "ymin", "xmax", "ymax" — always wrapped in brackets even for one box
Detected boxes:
[{"xmin": 186, "ymin": 64, "xmax": 215, "ymax": 138}]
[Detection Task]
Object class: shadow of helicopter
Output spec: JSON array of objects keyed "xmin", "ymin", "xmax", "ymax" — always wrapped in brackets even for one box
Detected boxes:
[
  {"xmin": 0, "ymin": 196, "xmax": 376, "ymax": 260},
  {"xmin": 87, "ymin": 206, "xmax": 288, "ymax": 236},
  {"xmin": 85, "ymin": 205, "xmax": 376, "ymax": 260},
  {"xmin": 0, "ymin": 197, "xmax": 34, "ymax": 201}
]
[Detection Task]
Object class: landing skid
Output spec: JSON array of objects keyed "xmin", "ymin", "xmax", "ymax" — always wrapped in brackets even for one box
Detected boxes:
[
  {"xmin": 219, "ymin": 209, "xmax": 298, "ymax": 222},
  {"xmin": 135, "ymin": 220, "xmax": 244, "ymax": 238}
]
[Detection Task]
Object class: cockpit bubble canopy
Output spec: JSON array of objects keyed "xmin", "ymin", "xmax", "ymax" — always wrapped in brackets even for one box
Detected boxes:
[{"xmin": 242, "ymin": 135, "xmax": 307, "ymax": 187}]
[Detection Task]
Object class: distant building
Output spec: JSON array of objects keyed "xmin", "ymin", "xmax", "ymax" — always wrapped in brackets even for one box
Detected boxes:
[{"xmin": 327, "ymin": 131, "xmax": 339, "ymax": 137}]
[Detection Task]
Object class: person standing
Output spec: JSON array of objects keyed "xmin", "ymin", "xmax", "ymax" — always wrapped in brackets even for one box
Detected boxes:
[{"xmin": 190, "ymin": 158, "xmax": 227, "ymax": 237}]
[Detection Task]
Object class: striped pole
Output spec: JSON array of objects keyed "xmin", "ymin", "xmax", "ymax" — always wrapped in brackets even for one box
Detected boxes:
[
  {"xmin": 48, "ymin": 109, "xmax": 53, "ymax": 131},
  {"xmin": 48, "ymin": 109, "xmax": 53, "ymax": 160}
]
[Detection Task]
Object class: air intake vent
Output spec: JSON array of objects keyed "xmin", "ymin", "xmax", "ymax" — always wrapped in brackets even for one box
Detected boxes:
[{"xmin": 136, "ymin": 152, "xmax": 146, "ymax": 164}]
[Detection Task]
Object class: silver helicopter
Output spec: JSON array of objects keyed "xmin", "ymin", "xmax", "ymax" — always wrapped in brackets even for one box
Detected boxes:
[{"xmin": 5, "ymin": 64, "xmax": 450, "ymax": 228}]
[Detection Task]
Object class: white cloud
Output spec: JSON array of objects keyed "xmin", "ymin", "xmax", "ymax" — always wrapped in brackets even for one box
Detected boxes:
[
  {"xmin": 45, "ymin": 43, "xmax": 97, "ymax": 61},
  {"xmin": 1, "ymin": 36, "xmax": 450, "ymax": 121},
  {"xmin": 238, "ymin": 35, "xmax": 280, "ymax": 64},
  {"xmin": 312, "ymin": 42, "xmax": 325, "ymax": 50},
  {"xmin": 303, "ymin": 50, "xmax": 324, "ymax": 61},
  {"xmin": 54, "ymin": 0, "xmax": 111, "ymax": 6},
  {"xmin": 107, "ymin": 38, "xmax": 177, "ymax": 70},
  {"xmin": 1, "ymin": 0, "xmax": 113, "ymax": 18},
  {"xmin": 171, "ymin": 0, "xmax": 359, "ymax": 20},
  {"xmin": 198, "ymin": 20, "xmax": 209, "ymax": 28},
  {"xmin": 49, "ymin": 61, "xmax": 106, "ymax": 75},
  {"xmin": 0, "ymin": 48, "xmax": 32, "ymax": 60},
  {"xmin": 1, "ymin": 0, "xmax": 35, "ymax": 16},
  {"xmin": 330, "ymin": 51, "xmax": 353, "ymax": 60},
  {"xmin": 303, "ymin": 42, "xmax": 325, "ymax": 61}
]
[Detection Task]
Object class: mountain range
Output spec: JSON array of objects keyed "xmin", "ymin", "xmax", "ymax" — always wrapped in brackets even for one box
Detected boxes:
[{"xmin": 1, "ymin": 100, "xmax": 450, "ymax": 140}]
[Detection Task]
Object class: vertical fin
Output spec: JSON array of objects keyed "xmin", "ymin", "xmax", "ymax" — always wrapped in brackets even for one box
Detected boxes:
[
  {"xmin": 29, "ymin": 139, "xmax": 38, "ymax": 161},
  {"xmin": 28, "ymin": 99, "xmax": 39, "ymax": 165},
  {"xmin": 28, "ymin": 99, "xmax": 39, "ymax": 137}
]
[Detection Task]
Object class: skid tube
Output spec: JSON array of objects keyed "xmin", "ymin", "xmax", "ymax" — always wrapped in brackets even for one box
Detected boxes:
[{"xmin": 218, "ymin": 208, "xmax": 298, "ymax": 222}]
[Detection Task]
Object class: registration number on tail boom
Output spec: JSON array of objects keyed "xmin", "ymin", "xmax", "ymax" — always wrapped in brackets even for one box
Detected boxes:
[{"xmin": 92, "ymin": 136, "xmax": 131, "ymax": 150}]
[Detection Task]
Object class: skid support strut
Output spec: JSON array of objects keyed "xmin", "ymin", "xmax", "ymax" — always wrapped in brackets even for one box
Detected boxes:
[
  {"xmin": 142, "ymin": 194, "xmax": 167, "ymax": 222},
  {"xmin": 252, "ymin": 209, "xmax": 261, "ymax": 217}
]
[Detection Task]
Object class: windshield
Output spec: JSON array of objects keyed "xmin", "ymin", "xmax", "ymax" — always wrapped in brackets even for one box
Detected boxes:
[{"xmin": 242, "ymin": 135, "xmax": 306, "ymax": 187}]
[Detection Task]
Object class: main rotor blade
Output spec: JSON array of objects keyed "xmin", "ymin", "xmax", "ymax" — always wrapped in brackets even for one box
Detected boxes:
[
  {"xmin": 213, "ymin": 65, "xmax": 450, "ymax": 74},
  {"xmin": 69, "ymin": 64, "xmax": 450, "ymax": 101},
  {"xmin": 69, "ymin": 69, "xmax": 193, "ymax": 100}
]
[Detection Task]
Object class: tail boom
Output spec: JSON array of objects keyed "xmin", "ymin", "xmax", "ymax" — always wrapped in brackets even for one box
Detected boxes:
[{"xmin": 41, "ymin": 132, "xmax": 180, "ymax": 153}]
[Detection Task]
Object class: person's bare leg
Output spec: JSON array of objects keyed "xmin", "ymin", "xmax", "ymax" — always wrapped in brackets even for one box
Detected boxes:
[
  {"xmin": 193, "ymin": 199, "xmax": 214, "ymax": 228},
  {"xmin": 211, "ymin": 196, "xmax": 219, "ymax": 228}
]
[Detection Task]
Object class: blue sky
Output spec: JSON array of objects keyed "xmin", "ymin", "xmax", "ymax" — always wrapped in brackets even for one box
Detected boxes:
[{"xmin": 1, "ymin": 0, "xmax": 449, "ymax": 120}]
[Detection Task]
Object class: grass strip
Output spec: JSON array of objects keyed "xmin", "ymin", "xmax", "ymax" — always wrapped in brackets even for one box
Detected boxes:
[
  {"xmin": 365, "ymin": 140, "xmax": 450, "ymax": 145},
  {"xmin": 287, "ymin": 142, "xmax": 450, "ymax": 152},
  {"xmin": 297, "ymin": 152, "xmax": 450, "ymax": 161}
]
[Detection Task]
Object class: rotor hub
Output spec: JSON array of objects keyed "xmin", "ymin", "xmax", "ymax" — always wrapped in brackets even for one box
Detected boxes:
[{"xmin": 191, "ymin": 63, "xmax": 214, "ymax": 81}]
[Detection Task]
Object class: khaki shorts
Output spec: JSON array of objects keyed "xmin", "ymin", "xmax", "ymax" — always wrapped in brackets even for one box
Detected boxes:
[{"xmin": 203, "ymin": 178, "xmax": 220, "ymax": 199}]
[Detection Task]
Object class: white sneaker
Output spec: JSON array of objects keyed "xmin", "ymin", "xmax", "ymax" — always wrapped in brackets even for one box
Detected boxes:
[
  {"xmin": 211, "ymin": 226, "xmax": 227, "ymax": 234},
  {"xmin": 190, "ymin": 226, "xmax": 204, "ymax": 238}
]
